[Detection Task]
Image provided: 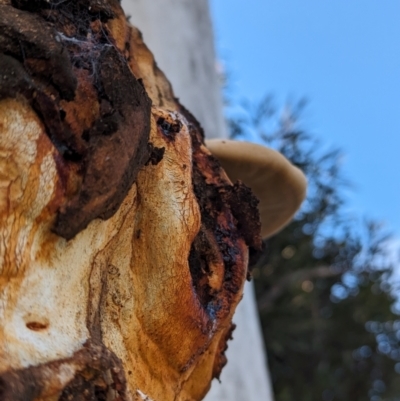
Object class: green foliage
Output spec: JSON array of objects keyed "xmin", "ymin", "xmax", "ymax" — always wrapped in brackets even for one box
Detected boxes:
[{"xmin": 228, "ymin": 97, "xmax": 400, "ymax": 401}]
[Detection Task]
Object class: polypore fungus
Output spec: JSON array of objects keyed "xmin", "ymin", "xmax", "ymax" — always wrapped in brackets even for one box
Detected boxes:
[{"xmin": 0, "ymin": 1, "xmax": 306, "ymax": 400}]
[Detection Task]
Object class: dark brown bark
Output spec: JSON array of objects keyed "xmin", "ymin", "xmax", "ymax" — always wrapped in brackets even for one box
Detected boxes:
[{"xmin": 0, "ymin": 341, "xmax": 127, "ymax": 401}]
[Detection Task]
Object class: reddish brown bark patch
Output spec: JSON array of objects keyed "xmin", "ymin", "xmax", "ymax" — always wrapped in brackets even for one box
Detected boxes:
[
  {"xmin": 59, "ymin": 344, "xmax": 128, "ymax": 401},
  {"xmin": 0, "ymin": 1, "xmax": 152, "ymax": 240},
  {"xmin": 183, "ymin": 106, "xmax": 261, "ymax": 300},
  {"xmin": 0, "ymin": 341, "xmax": 128, "ymax": 401},
  {"xmin": 180, "ymin": 105, "xmax": 262, "ymax": 377},
  {"xmin": 54, "ymin": 45, "xmax": 152, "ymax": 239}
]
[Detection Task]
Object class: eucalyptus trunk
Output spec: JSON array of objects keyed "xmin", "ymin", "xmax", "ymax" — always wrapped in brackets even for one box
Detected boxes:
[{"xmin": 0, "ymin": 1, "xmax": 261, "ymax": 400}]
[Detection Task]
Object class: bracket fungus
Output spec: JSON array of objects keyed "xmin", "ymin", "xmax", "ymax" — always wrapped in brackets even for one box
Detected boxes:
[{"xmin": 0, "ymin": 1, "xmax": 306, "ymax": 400}]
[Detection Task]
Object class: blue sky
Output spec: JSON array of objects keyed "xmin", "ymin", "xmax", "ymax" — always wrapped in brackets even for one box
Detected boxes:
[{"xmin": 210, "ymin": 1, "xmax": 400, "ymax": 243}]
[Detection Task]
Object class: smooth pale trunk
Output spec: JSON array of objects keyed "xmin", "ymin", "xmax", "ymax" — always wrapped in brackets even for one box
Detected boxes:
[{"xmin": 121, "ymin": 1, "xmax": 274, "ymax": 400}]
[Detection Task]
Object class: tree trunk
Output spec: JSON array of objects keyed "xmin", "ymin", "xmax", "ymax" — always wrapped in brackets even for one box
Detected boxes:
[
  {"xmin": 121, "ymin": 1, "xmax": 275, "ymax": 400},
  {"xmin": 122, "ymin": 0, "xmax": 228, "ymax": 141},
  {"xmin": 0, "ymin": 1, "xmax": 261, "ymax": 400}
]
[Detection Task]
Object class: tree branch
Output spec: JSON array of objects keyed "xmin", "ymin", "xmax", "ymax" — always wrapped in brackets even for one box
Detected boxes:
[{"xmin": 258, "ymin": 266, "xmax": 341, "ymax": 312}]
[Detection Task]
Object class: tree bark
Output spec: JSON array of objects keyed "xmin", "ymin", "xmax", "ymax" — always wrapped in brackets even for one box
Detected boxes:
[
  {"xmin": 0, "ymin": 1, "xmax": 261, "ymax": 400},
  {"xmin": 121, "ymin": 1, "xmax": 275, "ymax": 400},
  {"xmin": 122, "ymin": 0, "xmax": 228, "ymax": 140}
]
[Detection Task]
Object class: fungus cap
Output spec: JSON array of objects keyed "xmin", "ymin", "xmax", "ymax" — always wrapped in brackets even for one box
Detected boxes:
[{"xmin": 206, "ymin": 139, "xmax": 307, "ymax": 238}]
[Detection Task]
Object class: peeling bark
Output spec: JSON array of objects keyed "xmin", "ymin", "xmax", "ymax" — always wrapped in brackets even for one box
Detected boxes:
[
  {"xmin": 0, "ymin": 0, "xmax": 152, "ymax": 239},
  {"xmin": 0, "ymin": 1, "xmax": 261, "ymax": 400}
]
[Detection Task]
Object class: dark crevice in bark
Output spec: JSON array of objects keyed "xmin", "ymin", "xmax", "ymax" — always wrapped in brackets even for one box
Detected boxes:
[
  {"xmin": 146, "ymin": 143, "xmax": 165, "ymax": 166},
  {"xmin": 182, "ymin": 104, "xmax": 262, "ymax": 298},
  {"xmin": 188, "ymin": 230, "xmax": 216, "ymax": 307},
  {"xmin": 156, "ymin": 116, "xmax": 182, "ymax": 141},
  {"xmin": 181, "ymin": 104, "xmax": 262, "ymax": 379}
]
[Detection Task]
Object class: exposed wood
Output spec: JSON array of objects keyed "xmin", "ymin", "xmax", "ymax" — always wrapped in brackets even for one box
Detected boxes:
[{"xmin": 0, "ymin": 1, "xmax": 261, "ymax": 400}]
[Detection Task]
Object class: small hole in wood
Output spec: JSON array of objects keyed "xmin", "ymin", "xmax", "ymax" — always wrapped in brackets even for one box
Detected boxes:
[{"xmin": 26, "ymin": 321, "xmax": 49, "ymax": 331}]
